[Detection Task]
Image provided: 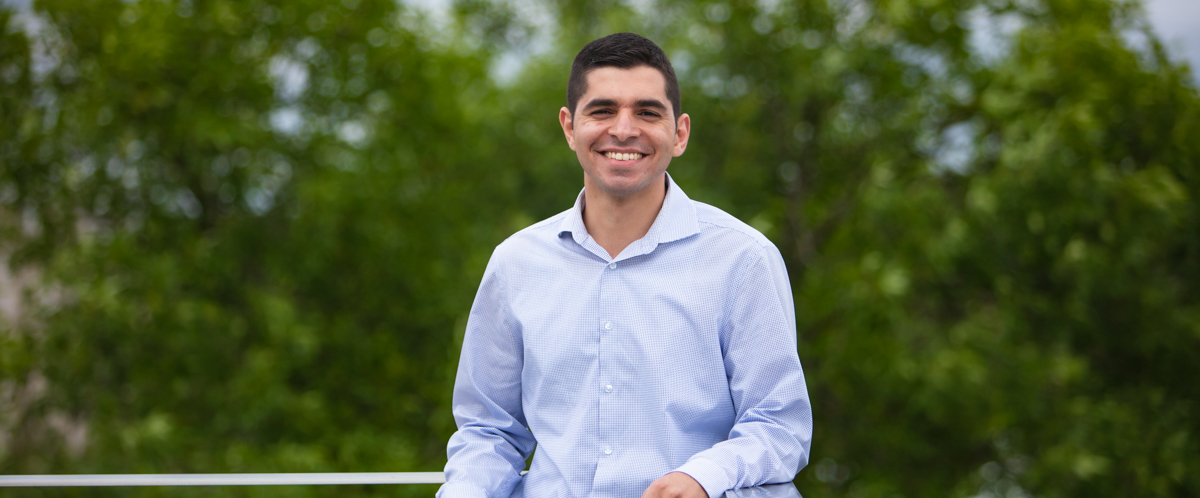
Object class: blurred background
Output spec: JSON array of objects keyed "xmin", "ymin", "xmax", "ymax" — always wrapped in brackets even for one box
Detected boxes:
[{"xmin": 1, "ymin": 0, "xmax": 1197, "ymax": 496}]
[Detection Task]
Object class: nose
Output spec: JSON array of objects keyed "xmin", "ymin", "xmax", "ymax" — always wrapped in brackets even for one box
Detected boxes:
[{"xmin": 609, "ymin": 109, "xmax": 640, "ymax": 141}]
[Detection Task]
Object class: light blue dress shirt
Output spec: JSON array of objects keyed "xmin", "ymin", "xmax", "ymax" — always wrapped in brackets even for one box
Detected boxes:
[{"xmin": 438, "ymin": 174, "xmax": 812, "ymax": 498}]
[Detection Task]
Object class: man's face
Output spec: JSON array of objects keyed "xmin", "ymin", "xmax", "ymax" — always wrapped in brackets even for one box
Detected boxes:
[{"xmin": 559, "ymin": 66, "xmax": 690, "ymax": 198}]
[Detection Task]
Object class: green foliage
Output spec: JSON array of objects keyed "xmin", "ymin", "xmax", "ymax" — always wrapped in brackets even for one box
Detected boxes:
[{"xmin": 1, "ymin": 0, "xmax": 1197, "ymax": 497}]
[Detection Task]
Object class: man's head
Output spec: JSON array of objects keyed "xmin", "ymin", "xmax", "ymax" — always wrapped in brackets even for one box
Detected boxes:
[
  {"xmin": 567, "ymin": 32, "xmax": 681, "ymax": 120},
  {"xmin": 559, "ymin": 34, "xmax": 691, "ymax": 199}
]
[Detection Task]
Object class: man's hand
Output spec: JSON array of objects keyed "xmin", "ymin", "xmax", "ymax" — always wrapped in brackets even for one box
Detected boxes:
[{"xmin": 641, "ymin": 471, "xmax": 707, "ymax": 498}]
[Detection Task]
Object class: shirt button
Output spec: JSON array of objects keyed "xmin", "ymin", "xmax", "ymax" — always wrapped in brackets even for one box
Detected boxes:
[
  {"xmin": 608, "ymin": 263, "xmax": 617, "ymax": 269},
  {"xmin": 604, "ymin": 384, "xmax": 613, "ymax": 393},
  {"xmin": 604, "ymin": 321, "xmax": 613, "ymax": 330},
  {"xmin": 603, "ymin": 445, "xmax": 612, "ymax": 455}
]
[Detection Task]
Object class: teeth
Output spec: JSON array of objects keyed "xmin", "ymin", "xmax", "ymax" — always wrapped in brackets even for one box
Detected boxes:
[{"xmin": 605, "ymin": 152, "xmax": 643, "ymax": 161}]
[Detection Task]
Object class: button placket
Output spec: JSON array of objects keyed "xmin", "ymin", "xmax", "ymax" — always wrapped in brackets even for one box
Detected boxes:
[{"xmin": 596, "ymin": 255, "xmax": 621, "ymax": 467}]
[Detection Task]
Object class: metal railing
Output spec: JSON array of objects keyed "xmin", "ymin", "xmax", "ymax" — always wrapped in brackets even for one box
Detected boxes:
[
  {"xmin": 0, "ymin": 472, "xmax": 445, "ymax": 487},
  {"xmin": 0, "ymin": 473, "xmax": 802, "ymax": 497}
]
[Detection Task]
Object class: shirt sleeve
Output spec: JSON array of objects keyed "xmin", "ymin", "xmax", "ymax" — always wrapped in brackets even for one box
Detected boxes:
[
  {"xmin": 673, "ymin": 246, "xmax": 813, "ymax": 498},
  {"xmin": 437, "ymin": 250, "xmax": 535, "ymax": 498}
]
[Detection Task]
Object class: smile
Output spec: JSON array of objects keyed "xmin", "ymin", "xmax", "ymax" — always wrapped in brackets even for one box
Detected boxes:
[{"xmin": 603, "ymin": 151, "xmax": 644, "ymax": 161}]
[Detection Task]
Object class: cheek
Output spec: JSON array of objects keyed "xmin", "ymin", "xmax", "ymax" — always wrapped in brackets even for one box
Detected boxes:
[
  {"xmin": 654, "ymin": 130, "xmax": 677, "ymax": 149},
  {"xmin": 577, "ymin": 130, "xmax": 604, "ymax": 150}
]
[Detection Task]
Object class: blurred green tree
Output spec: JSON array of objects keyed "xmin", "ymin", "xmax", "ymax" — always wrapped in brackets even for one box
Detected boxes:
[
  {"xmin": 1, "ymin": 0, "xmax": 525, "ymax": 495},
  {"xmin": 1, "ymin": 0, "xmax": 1197, "ymax": 497}
]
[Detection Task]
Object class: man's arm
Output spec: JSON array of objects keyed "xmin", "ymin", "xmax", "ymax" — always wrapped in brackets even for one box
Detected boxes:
[
  {"xmin": 672, "ymin": 247, "xmax": 814, "ymax": 498},
  {"xmin": 437, "ymin": 254, "xmax": 535, "ymax": 498}
]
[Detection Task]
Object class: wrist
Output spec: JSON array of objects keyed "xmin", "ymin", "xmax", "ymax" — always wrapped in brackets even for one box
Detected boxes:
[{"xmin": 674, "ymin": 458, "xmax": 732, "ymax": 498}]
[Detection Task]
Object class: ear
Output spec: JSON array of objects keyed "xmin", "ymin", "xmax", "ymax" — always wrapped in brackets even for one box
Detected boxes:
[
  {"xmin": 559, "ymin": 107, "xmax": 576, "ymax": 151},
  {"xmin": 672, "ymin": 113, "xmax": 691, "ymax": 157}
]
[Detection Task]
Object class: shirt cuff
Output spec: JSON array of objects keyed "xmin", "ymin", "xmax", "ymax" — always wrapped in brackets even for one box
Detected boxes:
[
  {"xmin": 675, "ymin": 457, "xmax": 732, "ymax": 498},
  {"xmin": 435, "ymin": 480, "xmax": 489, "ymax": 498}
]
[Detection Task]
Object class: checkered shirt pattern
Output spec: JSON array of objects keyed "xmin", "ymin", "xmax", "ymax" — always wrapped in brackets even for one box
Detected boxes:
[{"xmin": 438, "ymin": 174, "xmax": 812, "ymax": 498}]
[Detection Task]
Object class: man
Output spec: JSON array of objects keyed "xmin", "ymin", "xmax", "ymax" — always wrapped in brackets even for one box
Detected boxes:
[{"xmin": 437, "ymin": 33, "xmax": 812, "ymax": 498}]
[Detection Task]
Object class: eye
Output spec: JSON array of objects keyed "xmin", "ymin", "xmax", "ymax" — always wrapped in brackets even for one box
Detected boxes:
[
  {"xmin": 591, "ymin": 109, "xmax": 614, "ymax": 115},
  {"xmin": 639, "ymin": 110, "xmax": 661, "ymax": 118}
]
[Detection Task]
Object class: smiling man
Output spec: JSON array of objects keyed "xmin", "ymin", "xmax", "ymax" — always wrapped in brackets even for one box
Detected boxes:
[{"xmin": 437, "ymin": 33, "xmax": 812, "ymax": 498}]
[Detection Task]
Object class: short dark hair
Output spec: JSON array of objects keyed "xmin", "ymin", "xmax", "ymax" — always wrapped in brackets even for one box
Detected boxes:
[{"xmin": 567, "ymin": 33, "xmax": 681, "ymax": 120}]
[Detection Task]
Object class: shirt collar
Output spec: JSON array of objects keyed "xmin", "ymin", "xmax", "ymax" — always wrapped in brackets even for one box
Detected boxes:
[{"xmin": 557, "ymin": 173, "xmax": 700, "ymax": 252}]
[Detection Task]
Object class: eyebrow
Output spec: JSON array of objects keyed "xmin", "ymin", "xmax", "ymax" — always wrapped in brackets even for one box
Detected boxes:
[
  {"xmin": 635, "ymin": 99, "xmax": 668, "ymax": 111},
  {"xmin": 581, "ymin": 98, "xmax": 669, "ymax": 112}
]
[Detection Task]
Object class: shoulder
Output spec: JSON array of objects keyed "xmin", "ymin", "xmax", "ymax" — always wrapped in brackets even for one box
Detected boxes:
[
  {"xmin": 691, "ymin": 200, "xmax": 777, "ymax": 257},
  {"xmin": 688, "ymin": 201, "xmax": 795, "ymax": 322},
  {"xmin": 488, "ymin": 208, "xmax": 573, "ymax": 267}
]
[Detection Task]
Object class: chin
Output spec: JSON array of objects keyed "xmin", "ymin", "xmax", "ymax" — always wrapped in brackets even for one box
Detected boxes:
[{"xmin": 598, "ymin": 175, "xmax": 660, "ymax": 197}]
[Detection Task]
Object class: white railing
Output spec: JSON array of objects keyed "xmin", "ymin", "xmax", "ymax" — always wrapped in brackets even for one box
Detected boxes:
[
  {"xmin": 0, "ymin": 473, "xmax": 802, "ymax": 497},
  {"xmin": 0, "ymin": 472, "xmax": 445, "ymax": 487}
]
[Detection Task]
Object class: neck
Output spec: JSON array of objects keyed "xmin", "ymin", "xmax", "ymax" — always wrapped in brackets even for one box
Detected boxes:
[{"xmin": 582, "ymin": 174, "xmax": 668, "ymax": 258}]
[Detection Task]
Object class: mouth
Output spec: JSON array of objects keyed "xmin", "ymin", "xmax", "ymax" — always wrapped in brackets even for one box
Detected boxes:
[{"xmin": 600, "ymin": 151, "xmax": 646, "ymax": 161}]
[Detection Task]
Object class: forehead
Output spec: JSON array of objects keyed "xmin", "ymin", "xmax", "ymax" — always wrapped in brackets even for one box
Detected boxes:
[{"xmin": 581, "ymin": 66, "xmax": 670, "ymax": 105}]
